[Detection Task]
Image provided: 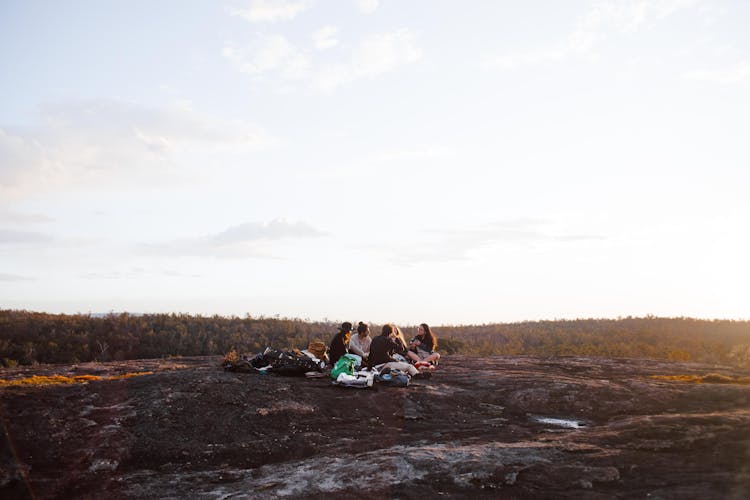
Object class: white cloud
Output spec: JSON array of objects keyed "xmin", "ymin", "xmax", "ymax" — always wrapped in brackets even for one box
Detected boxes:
[
  {"xmin": 225, "ymin": 29, "xmax": 422, "ymax": 92},
  {"xmin": 143, "ymin": 218, "xmax": 327, "ymax": 259},
  {"xmin": 483, "ymin": 0, "xmax": 703, "ymax": 70},
  {"xmin": 355, "ymin": 0, "xmax": 379, "ymax": 15},
  {"xmin": 390, "ymin": 220, "xmax": 605, "ymax": 265},
  {"xmin": 315, "ymin": 29, "xmax": 422, "ymax": 91},
  {"xmin": 212, "ymin": 219, "xmax": 325, "ymax": 244},
  {"xmin": 571, "ymin": 0, "xmax": 702, "ymax": 43},
  {"xmin": 0, "ymin": 208, "xmax": 53, "ymax": 224},
  {"xmin": 223, "ymin": 35, "xmax": 311, "ymax": 79},
  {"xmin": 482, "ymin": 47, "xmax": 568, "ymax": 70},
  {"xmin": 684, "ymin": 60, "xmax": 750, "ymax": 84},
  {"xmin": 228, "ymin": 0, "xmax": 314, "ymax": 22},
  {"xmin": 313, "ymin": 25, "xmax": 339, "ymax": 50},
  {"xmin": 352, "ymin": 29, "xmax": 422, "ymax": 77},
  {"xmin": 0, "ymin": 228, "xmax": 55, "ymax": 244},
  {"xmin": 368, "ymin": 146, "xmax": 450, "ymax": 164},
  {"xmin": 0, "ymin": 100, "xmax": 275, "ymax": 198},
  {"xmin": 0, "ymin": 272, "xmax": 34, "ymax": 282},
  {"xmin": 81, "ymin": 268, "xmax": 201, "ymax": 280},
  {"xmin": 0, "ymin": 129, "xmax": 47, "ymax": 190}
]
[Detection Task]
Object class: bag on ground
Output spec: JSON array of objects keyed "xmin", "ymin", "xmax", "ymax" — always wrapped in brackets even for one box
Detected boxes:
[{"xmin": 331, "ymin": 356, "xmax": 356, "ymax": 379}]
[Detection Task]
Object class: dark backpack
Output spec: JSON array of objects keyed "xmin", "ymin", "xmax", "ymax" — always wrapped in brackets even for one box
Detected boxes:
[
  {"xmin": 376, "ymin": 369, "xmax": 410, "ymax": 387},
  {"xmin": 251, "ymin": 348, "xmax": 323, "ymax": 375}
]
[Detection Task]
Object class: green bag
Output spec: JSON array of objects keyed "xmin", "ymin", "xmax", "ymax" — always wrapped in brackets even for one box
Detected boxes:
[{"xmin": 331, "ymin": 356, "xmax": 355, "ymax": 379}]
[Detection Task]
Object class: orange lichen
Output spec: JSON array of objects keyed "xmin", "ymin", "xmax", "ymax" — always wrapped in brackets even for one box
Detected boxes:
[
  {"xmin": 0, "ymin": 375, "xmax": 99, "ymax": 386},
  {"xmin": 651, "ymin": 374, "xmax": 750, "ymax": 385},
  {"xmin": 0, "ymin": 371, "xmax": 153, "ymax": 387}
]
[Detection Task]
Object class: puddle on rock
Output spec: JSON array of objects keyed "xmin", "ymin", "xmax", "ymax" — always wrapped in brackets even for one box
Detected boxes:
[{"xmin": 530, "ymin": 416, "xmax": 588, "ymax": 429}]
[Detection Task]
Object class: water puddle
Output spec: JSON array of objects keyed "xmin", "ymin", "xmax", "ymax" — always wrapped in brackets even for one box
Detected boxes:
[{"xmin": 530, "ymin": 416, "xmax": 588, "ymax": 429}]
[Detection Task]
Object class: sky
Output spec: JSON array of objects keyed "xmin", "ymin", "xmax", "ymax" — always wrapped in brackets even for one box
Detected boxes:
[{"xmin": 1, "ymin": 0, "xmax": 749, "ymax": 325}]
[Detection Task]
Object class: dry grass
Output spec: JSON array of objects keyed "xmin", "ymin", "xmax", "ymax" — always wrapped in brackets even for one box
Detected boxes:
[
  {"xmin": 651, "ymin": 373, "xmax": 750, "ymax": 385},
  {"xmin": 0, "ymin": 371, "xmax": 154, "ymax": 387}
]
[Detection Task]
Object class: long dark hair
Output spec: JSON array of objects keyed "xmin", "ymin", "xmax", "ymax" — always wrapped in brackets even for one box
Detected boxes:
[
  {"xmin": 381, "ymin": 323, "xmax": 394, "ymax": 337},
  {"xmin": 420, "ymin": 323, "xmax": 437, "ymax": 349},
  {"xmin": 357, "ymin": 322, "xmax": 369, "ymax": 335}
]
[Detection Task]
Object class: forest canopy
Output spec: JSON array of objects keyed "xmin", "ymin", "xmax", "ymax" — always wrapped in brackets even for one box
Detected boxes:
[{"xmin": 1, "ymin": 310, "xmax": 750, "ymax": 368}]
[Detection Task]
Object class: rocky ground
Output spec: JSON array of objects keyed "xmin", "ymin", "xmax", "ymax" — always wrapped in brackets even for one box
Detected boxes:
[{"xmin": 1, "ymin": 355, "xmax": 750, "ymax": 499}]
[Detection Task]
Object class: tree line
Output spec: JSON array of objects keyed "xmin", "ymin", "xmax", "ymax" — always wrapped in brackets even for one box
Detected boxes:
[{"xmin": 1, "ymin": 310, "xmax": 749, "ymax": 368}]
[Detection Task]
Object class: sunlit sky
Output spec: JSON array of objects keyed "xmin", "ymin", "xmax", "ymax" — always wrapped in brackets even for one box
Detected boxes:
[{"xmin": 1, "ymin": 0, "xmax": 749, "ymax": 325}]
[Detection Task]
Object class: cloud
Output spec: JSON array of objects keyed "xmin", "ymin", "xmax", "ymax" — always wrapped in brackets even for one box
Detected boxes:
[
  {"xmin": 0, "ymin": 100, "xmax": 275, "ymax": 198},
  {"xmin": 683, "ymin": 60, "xmax": 750, "ymax": 84},
  {"xmin": 0, "ymin": 129, "xmax": 46, "ymax": 191},
  {"xmin": 390, "ymin": 220, "xmax": 604, "ymax": 265},
  {"xmin": 482, "ymin": 47, "xmax": 569, "ymax": 70},
  {"xmin": 483, "ymin": 0, "xmax": 703, "ymax": 70},
  {"xmin": 313, "ymin": 26, "xmax": 339, "ymax": 50},
  {"xmin": 228, "ymin": 0, "xmax": 314, "ymax": 22},
  {"xmin": 212, "ymin": 219, "xmax": 325, "ymax": 244},
  {"xmin": 355, "ymin": 0, "xmax": 379, "ymax": 15},
  {"xmin": 314, "ymin": 29, "xmax": 422, "ymax": 91},
  {"xmin": 0, "ymin": 228, "xmax": 55, "ymax": 245},
  {"xmin": 368, "ymin": 146, "xmax": 450, "ymax": 164},
  {"xmin": 143, "ymin": 218, "xmax": 327, "ymax": 258},
  {"xmin": 0, "ymin": 207, "xmax": 53, "ymax": 224},
  {"xmin": 81, "ymin": 268, "xmax": 201, "ymax": 280},
  {"xmin": 577, "ymin": 0, "xmax": 702, "ymax": 35},
  {"xmin": 223, "ymin": 36, "xmax": 311, "ymax": 79},
  {"xmin": 224, "ymin": 29, "xmax": 422, "ymax": 92},
  {"xmin": 0, "ymin": 272, "xmax": 34, "ymax": 282}
]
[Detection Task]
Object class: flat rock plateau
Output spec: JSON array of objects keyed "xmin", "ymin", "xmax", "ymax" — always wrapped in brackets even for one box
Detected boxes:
[{"xmin": 2, "ymin": 355, "xmax": 750, "ymax": 499}]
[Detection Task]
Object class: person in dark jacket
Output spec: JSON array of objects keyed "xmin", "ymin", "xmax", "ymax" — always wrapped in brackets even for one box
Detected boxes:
[
  {"xmin": 368, "ymin": 324, "xmax": 405, "ymax": 368},
  {"xmin": 407, "ymin": 323, "xmax": 441, "ymax": 365},
  {"xmin": 329, "ymin": 322, "xmax": 352, "ymax": 366}
]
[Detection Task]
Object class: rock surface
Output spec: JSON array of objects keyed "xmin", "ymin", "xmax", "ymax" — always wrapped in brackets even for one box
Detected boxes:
[{"xmin": 1, "ymin": 355, "xmax": 750, "ymax": 499}]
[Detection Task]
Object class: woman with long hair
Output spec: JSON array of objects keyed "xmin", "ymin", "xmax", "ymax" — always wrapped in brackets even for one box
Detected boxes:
[
  {"xmin": 392, "ymin": 326, "xmax": 409, "ymax": 353},
  {"xmin": 407, "ymin": 323, "xmax": 440, "ymax": 365},
  {"xmin": 348, "ymin": 321, "xmax": 372, "ymax": 360}
]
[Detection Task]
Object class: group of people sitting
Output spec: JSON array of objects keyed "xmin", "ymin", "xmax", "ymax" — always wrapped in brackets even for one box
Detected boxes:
[{"xmin": 327, "ymin": 321, "xmax": 441, "ymax": 377}]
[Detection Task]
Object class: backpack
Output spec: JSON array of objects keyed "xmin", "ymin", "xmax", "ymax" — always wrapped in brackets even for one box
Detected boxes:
[
  {"xmin": 331, "ymin": 356, "xmax": 355, "ymax": 379},
  {"xmin": 375, "ymin": 369, "xmax": 410, "ymax": 387},
  {"xmin": 249, "ymin": 348, "xmax": 323, "ymax": 375}
]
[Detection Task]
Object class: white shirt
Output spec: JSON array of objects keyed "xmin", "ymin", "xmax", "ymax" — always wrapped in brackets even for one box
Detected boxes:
[{"xmin": 348, "ymin": 334, "xmax": 372, "ymax": 358}]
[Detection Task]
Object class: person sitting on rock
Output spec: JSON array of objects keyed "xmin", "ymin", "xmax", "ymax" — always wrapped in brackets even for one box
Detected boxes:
[
  {"xmin": 368, "ymin": 323, "xmax": 418, "ymax": 376},
  {"xmin": 407, "ymin": 323, "xmax": 441, "ymax": 366},
  {"xmin": 329, "ymin": 322, "xmax": 352, "ymax": 367},
  {"xmin": 348, "ymin": 322, "xmax": 372, "ymax": 361},
  {"xmin": 391, "ymin": 326, "xmax": 410, "ymax": 362}
]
